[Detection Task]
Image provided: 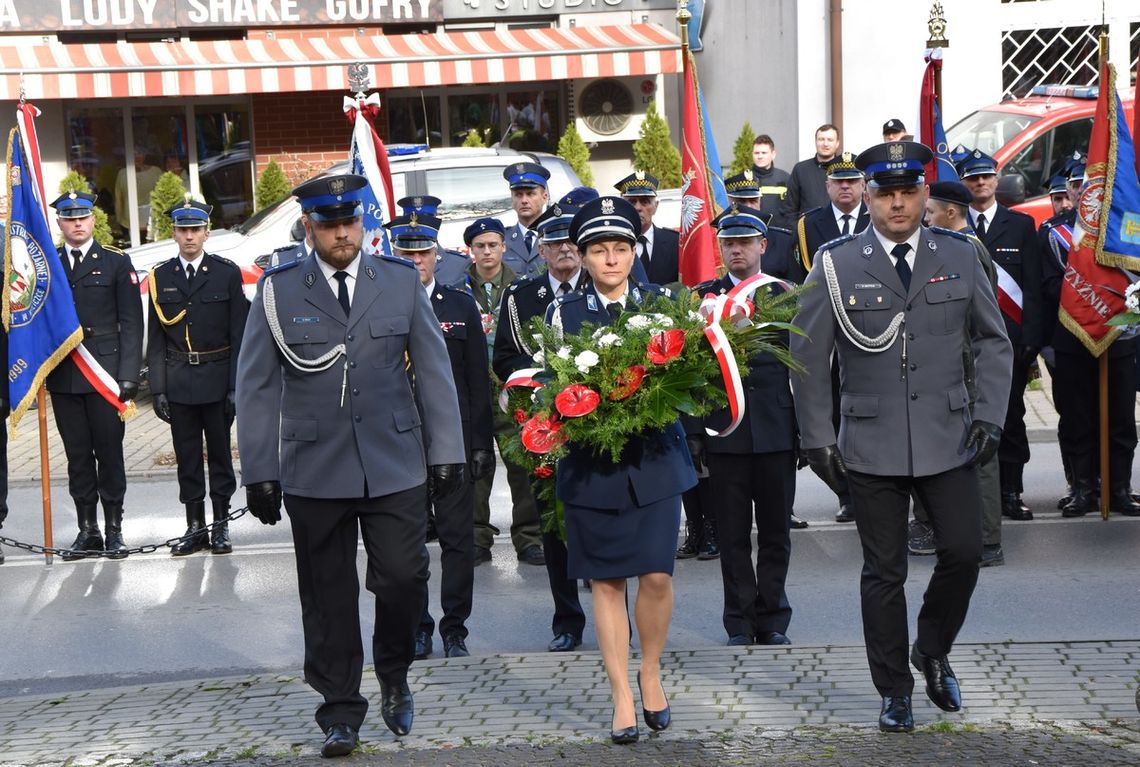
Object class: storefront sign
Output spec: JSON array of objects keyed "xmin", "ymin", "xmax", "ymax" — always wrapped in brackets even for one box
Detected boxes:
[
  {"xmin": 442, "ymin": 0, "xmax": 675, "ymax": 17},
  {"xmin": 0, "ymin": 0, "xmax": 442, "ymax": 31}
]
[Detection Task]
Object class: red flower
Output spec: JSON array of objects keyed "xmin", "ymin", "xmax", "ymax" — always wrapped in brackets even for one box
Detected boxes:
[
  {"xmin": 554, "ymin": 384, "xmax": 601, "ymax": 418},
  {"xmin": 521, "ymin": 414, "xmax": 565, "ymax": 454},
  {"xmin": 646, "ymin": 329, "xmax": 686, "ymax": 365},
  {"xmin": 533, "ymin": 465, "xmax": 554, "ymax": 479},
  {"xmin": 513, "ymin": 408, "xmax": 527, "ymax": 424},
  {"xmin": 609, "ymin": 364, "xmax": 646, "ymax": 401}
]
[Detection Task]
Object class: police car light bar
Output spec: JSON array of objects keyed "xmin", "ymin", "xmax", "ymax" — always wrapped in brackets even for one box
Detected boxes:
[
  {"xmin": 387, "ymin": 143, "xmax": 430, "ymax": 156},
  {"xmin": 1029, "ymin": 85, "xmax": 1098, "ymax": 99}
]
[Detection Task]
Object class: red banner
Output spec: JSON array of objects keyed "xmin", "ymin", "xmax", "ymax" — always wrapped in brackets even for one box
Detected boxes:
[
  {"xmin": 1058, "ymin": 58, "xmax": 1132, "ymax": 356},
  {"xmin": 919, "ymin": 52, "xmax": 939, "ymax": 181},
  {"xmin": 678, "ymin": 49, "xmax": 719, "ymax": 286}
]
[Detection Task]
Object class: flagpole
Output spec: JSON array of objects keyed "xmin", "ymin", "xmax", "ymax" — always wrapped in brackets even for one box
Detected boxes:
[
  {"xmin": 37, "ymin": 388, "xmax": 53, "ymax": 563},
  {"xmin": 926, "ymin": 3, "xmax": 949, "ymax": 105},
  {"xmin": 1097, "ymin": 32, "xmax": 1111, "ymax": 521}
]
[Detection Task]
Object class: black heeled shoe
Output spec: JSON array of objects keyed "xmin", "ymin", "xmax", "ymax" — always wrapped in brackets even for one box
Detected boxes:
[
  {"xmin": 637, "ymin": 674, "xmax": 671, "ymax": 731},
  {"xmin": 610, "ymin": 720, "xmax": 639, "ymax": 745}
]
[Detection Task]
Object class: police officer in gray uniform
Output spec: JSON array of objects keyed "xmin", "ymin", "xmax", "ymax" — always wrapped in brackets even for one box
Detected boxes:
[
  {"xmin": 236, "ymin": 174, "xmax": 466, "ymax": 758},
  {"xmin": 791, "ymin": 142, "xmax": 1012, "ymax": 734}
]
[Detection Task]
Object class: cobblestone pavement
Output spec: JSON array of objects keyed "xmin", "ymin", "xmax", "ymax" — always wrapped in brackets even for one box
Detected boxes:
[{"xmin": 0, "ymin": 641, "xmax": 1136, "ymax": 767}]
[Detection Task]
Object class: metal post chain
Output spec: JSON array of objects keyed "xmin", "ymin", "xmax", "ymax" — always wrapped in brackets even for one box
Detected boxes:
[{"xmin": 0, "ymin": 506, "xmax": 250, "ymax": 558}]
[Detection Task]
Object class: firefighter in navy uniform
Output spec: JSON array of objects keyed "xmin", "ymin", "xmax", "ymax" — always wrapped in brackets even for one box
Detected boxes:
[
  {"xmin": 384, "ymin": 207, "xmax": 495, "ymax": 660},
  {"xmin": 692, "ymin": 205, "xmax": 798, "ymax": 646},
  {"xmin": 492, "ymin": 201, "xmax": 588, "ymax": 652},
  {"xmin": 48, "ymin": 191, "xmax": 143, "ymax": 561},
  {"xmin": 147, "ymin": 199, "xmax": 248, "ymax": 555},
  {"xmin": 725, "ymin": 170, "xmax": 805, "ymax": 283},
  {"xmin": 959, "ymin": 149, "xmax": 1045, "ymax": 521},
  {"xmin": 1040, "ymin": 156, "xmax": 1140, "ymax": 518}
]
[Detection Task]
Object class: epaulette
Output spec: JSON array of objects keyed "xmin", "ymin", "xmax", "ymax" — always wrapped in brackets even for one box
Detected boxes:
[
  {"xmin": 102, "ymin": 244, "xmax": 125, "ymax": 255},
  {"xmin": 210, "ymin": 254, "xmax": 239, "ymax": 269},
  {"xmin": 636, "ymin": 282, "xmax": 670, "ymax": 297},
  {"xmin": 263, "ymin": 257, "xmax": 302, "ymax": 276},
  {"xmin": 819, "ymin": 232, "xmax": 857, "ymax": 251},
  {"xmin": 380, "ymin": 254, "xmax": 415, "ymax": 269},
  {"xmin": 507, "ymin": 273, "xmax": 543, "ymax": 293},
  {"xmin": 928, "ymin": 226, "xmax": 969, "ymax": 242},
  {"xmin": 694, "ymin": 279, "xmax": 719, "ymax": 295},
  {"xmin": 799, "ymin": 205, "xmax": 826, "ymax": 222},
  {"xmin": 768, "ymin": 224, "xmax": 793, "ymax": 235},
  {"xmin": 272, "ymin": 243, "xmax": 298, "ymax": 252},
  {"xmin": 442, "ymin": 283, "xmax": 470, "ymax": 295},
  {"xmin": 553, "ymin": 290, "xmax": 585, "ymax": 306}
]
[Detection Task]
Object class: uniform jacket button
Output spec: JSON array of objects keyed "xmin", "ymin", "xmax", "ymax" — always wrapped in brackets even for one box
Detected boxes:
[
  {"xmin": 354, "ymin": 415, "xmax": 362, "ymax": 423},
  {"xmin": 352, "ymin": 388, "xmax": 359, "ymax": 396},
  {"xmin": 908, "ymin": 332, "xmax": 915, "ymax": 341},
  {"xmin": 347, "ymin": 334, "xmax": 354, "ymax": 341},
  {"xmin": 348, "ymin": 361, "xmax": 357, "ymax": 368},
  {"xmin": 909, "ymin": 363, "xmax": 917, "ymax": 371},
  {"xmin": 910, "ymin": 392, "xmax": 918, "ymax": 400}
]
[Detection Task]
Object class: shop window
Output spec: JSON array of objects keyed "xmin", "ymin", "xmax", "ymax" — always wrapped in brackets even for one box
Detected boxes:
[
  {"xmin": 65, "ymin": 107, "xmax": 124, "ymax": 245},
  {"xmin": 387, "ymin": 95, "xmax": 443, "ymax": 146},
  {"xmin": 503, "ymin": 89, "xmax": 559, "ymax": 153},
  {"xmin": 195, "ymin": 106, "xmax": 253, "ymax": 229},
  {"xmin": 448, "ymin": 93, "xmax": 500, "ymax": 147},
  {"xmin": 127, "ymin": 107, "xmax": 188, "ymax": 241}
]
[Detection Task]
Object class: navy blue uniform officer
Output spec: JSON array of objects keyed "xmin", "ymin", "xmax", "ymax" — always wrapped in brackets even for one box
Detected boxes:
[
  {"xmin": 236, "ymin": 174, "xmax": 466, "ymax": 757},
  {"xmin": 545, "ymin": 196, "xmax": 697, "ymax": 744}
]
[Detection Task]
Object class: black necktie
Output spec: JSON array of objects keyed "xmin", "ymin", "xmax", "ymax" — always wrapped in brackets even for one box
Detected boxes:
[
  {"xmin": 524, "ymin": 230, "xmax": 536, "ymax": 253},
  {"xmin": 975, "ymin": 213, "xmax": 987, "ymax": 239},
  {"xmin": 185, "ymin": 263, "xmax": 195, "ymax": 286},
  {"xmin": 607, "ymin": 302, "xmax": 624, "ymax": 322},
  {"xmin": 333, "ymin": 271, "xmax": 351, "ymax": 316},
  {"xmin": 559, "ymin": 281, "xmax": 572, "ymax": 296},
  {"xmin": 638, "ymin": 235, "xmax": 650, "ymax": 270},
  {"xmin": 840, "ymin": 214, "xmax": 852, "ymax": 236},
  {"xmin": 892, "ymin": 243, "xmax": 912, "ymax": 292},
  {"xmin": 70, "ymin": 248, "xmax": 82, "ymax": 272}
]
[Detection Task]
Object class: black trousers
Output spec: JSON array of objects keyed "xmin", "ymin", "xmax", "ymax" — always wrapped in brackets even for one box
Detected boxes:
[
  {"xmin": 169, "ymin": 400, "xmax": 236, "ymax": 504},
  {"xmin": 51, "ymin": 392, "xmax": 126, "ymax": 509},
  {"xmin": 543, "ymin": 528, "xmax": 586, "ymax": 639},
  {"xmin": 284, "ymin": 485, "xmax": 429, "ymax": 732},
  {"xmin": 420, "ymin": 478, "xmax": 475, "ymax": 640},
  {"xmin": 681, "ymin": 478, "xmax": 709, "ymax": 528},
  {"xmin": 707, "ymin": 451, "xmax": 794, "ymax": 639},
  {"xmin": 1054, "ymin": 349, "xmax": 1138, "ymax": 485},
  {"xmin": 848, "ymin": 466, "xmax": 982, "ymax": 697},
  {"xmin": 998, "ymin": 355, "xmax": 1032, "ymax": 487}
]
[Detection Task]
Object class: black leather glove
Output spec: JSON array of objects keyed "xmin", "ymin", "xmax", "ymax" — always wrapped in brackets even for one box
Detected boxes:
[
  {"xmin": 795, "ymin": 436, "xmax": 809, "ymax": 470},
  {"xmin": 469, "ymin": 449, "xmax": 496, "ymax": 482},
  {"xmin": 152, "ymin": 393, "xmax": 171, "ymax": 423},
  {"xmin": 686, "ymin": 436, "xmax": 706, "ymax": 474},
  {"xmin": 0, "ymin": 504, "xmax": 7, "ymax": 528},
  {"xmin": 428, "ymin": 463, "xmax": 465, "ymax": 500},
  {"xmin": 118, "ymin": 380, "xmax": 139, "ymax": 402},
  {"xmin": 965, "ymin": 420, "xmax": 1002, "ymax": 467},
  {"xmin": 1015, "ymin": 345, "xmax": 1040, "ymax": 367},
  {"xmin": 246, "ymin": 481, "xmax": 282, "ymax": 525},
  {"xmin": 805, "ymin": 445, "xmax": 848, "ymax": 495},
  {"xmin": 224, "ymin": 390, "xmax": 236, "ymax": 422}
]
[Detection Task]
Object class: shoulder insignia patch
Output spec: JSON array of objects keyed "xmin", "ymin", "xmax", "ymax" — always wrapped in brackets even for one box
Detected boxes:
[
  {"xmin": 928, "ymin": 226, "xmax": 969, "ymax": 242},
  {"xmin": 102, "ymin": 244, "xmax": 125, "ymax": 255},
  {"xmin": 263, "ymin": 258, "xmax": 302, "ymax": 276},
  {"xmin": 820, "ymin": 233, "xmax": 857, "ymax": 251}
]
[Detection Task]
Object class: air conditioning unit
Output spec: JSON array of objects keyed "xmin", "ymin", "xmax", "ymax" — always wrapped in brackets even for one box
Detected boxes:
[{"xmin": 571, "ymin": 76, "xmax": 658, "ymax": 143}]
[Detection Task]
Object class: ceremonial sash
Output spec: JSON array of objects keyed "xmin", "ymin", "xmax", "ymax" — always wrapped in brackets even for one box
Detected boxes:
[
  {"xmin": 991, "ymin": 261, "xmax": 1023, "ymax": 325},
  {"xmin": 1048, "ymin": 224, "xmax": 1074, "ymax": 258}
]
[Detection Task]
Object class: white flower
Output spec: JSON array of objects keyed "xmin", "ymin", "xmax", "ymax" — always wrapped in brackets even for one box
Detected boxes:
[
  {"xmin": 626, "ymin": 314, "xmax": 652, "ymax": 329},
  {"xmin": 688, "ymin": 310, "xmax": 705, "ymax": 322},
  {"xmin": 1125, "ymin": 282, "xmax": 1140, "ymax": 313},
  {"xmin": 532, "ymin": 350, "xmax": 545, "ymax": 364},
  {"xmin": 597, "ymin": 333, "xmax": 623, "ymax": 348},
  {"xmin": 649, "ymin": 313, "xmax": 673, "ymax": 328},
  {"xmin": 574, "ymin": 350, "xmax": 600, "ymax": 374},
  {"xmin": 555, "ymin": 346, "xmax": 572, "ymax": 360}
]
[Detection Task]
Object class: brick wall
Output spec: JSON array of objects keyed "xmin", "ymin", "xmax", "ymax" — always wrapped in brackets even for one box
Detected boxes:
[{"xmin": 251, "ymin": 91, "xmax": 391, "ymax": 186}]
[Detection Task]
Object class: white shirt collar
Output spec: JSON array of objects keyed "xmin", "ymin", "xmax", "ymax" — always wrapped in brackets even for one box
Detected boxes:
[
  {"xmin": 871, "ymin": 226, "xmax": 921, "ymax": 269},
  {"xmin": 316, "ymin": 254, "xmax": 361, "ymax": 300},
  {"xmin": 423, "ymin": 279, "xmax": 436, "ymax": 297},
  {"xmin": 65, "ymin": 239, "xmax": 94, "ymax": 259},
  {"xmin": 180, "ymin": 255, "xmax": 204, "ymax": 274},
  {"xmin": 548, "ymin": 268, "xmax": 581, "ymax": 295},
  {"xmin": 831, "ymin": 204, "xmax": 858, "ymax": 227},
  {"xmin": 640, "ymin": 225, "xmax": 655, "ymax": 249},
  {"xmin": 597, "ymin": 284, "xmax": 630, "ymax": 309},
  {"xmin": 971, "ymin": 200, "xmax": 999, "ymax": 225}
]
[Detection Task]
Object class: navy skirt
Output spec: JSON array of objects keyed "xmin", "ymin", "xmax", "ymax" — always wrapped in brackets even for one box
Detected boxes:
[{"xmin": 563, "ymin": 491, "xmax": 683, "ymax": 580}]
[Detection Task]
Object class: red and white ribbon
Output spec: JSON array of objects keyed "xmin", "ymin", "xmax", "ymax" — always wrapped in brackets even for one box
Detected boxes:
[
  {"xmin": 697, "ymin": 273, "xmax": 791, "ymax": 437},
  {"xmin": 499, "ymin": 367, "xmax": 544, "ymax": 413},
  {"xmin": 992, "ymin": 262, "xmax": 1023, "ymax": 325},
  {"xmin": 71, "ymin": 344, "xmax": 136, "ymax": 420}
]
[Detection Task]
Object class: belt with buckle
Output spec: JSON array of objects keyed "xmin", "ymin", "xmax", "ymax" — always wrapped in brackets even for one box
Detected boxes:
[{"xmin": 166, "ymin": 347, "xmax": 231, "ymax": 365}]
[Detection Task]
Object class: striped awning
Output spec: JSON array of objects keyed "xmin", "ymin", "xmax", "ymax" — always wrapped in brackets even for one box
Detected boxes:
[{"xmin": 0, "ymin": 24, "xmax": 680, "ymax": 100}]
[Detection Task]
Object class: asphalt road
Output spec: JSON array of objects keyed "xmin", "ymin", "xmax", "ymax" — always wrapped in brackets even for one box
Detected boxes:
[{"xmin": 1, "ymin": 440, "xmax": 1136, "ymax": 698}]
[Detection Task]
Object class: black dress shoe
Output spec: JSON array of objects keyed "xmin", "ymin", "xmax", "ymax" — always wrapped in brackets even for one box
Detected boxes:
[
  {"xmin": 321, "ymin": 723, "xmax": 358, "ymax": 757},
  {"xmin": 911, "ymin": 645, "xmax": 962, "ymax": 712},
  {"xmin": 380, "ymin": 679, "xmax": 414, "ymax": 736},
  {"xmin": 547, "ymin": 633, "xmax": 581, "ymax": 652},
  {"xmin": 473, "ymin": 545, "xmax": 492, "ymax": 565},
  {"xmin": 443, "ymin": 634, "xmax": 469, "ymax": 658},
  {"xmin": 726, "ymin": 634, "xmax": 752, "ymax": 646},
  {"xmin": 637, "ymin": 674, "xmax": 671, "ymax": 731},
  {"xmin": 789, "ymin": 514, "xmax": 809, "ymax": 529},
  {"xmin": 756, "ymin": 631, "xmax": 791, "ymax": 646},
  {"xmin": 979, "ymin": 544, "xmax": 1004, "ymax": 567},
  {"xmin": 518, "ymin": 544, "xmax": 545, "ymax": 565},
  {"xmin": 1001, "ymin": 493, "xmax": 1033, "ymax": 521},
  {"xmin": 835, "ymin": 502, "xmax": 854, "ymax": 523},
  {"xmin": 610, "ymin": 710, "xmax": 639, "ymax": 745},
  {"xmin": 414, "ymin": 630, "xmax": 433, "ymax": 660},
  {"xmin": 675, "ymin": 521, "xmax": 699, "ymax": 559},
  {"xmin": 878, "ymin": 695, "xmax": 913, "ymax": 733}
]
